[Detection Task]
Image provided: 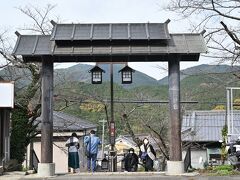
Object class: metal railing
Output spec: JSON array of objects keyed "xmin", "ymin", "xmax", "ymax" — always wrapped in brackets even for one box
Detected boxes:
[
  {"xmin": 184, "ymin": 147, "xmax": 191, "ymax": 172},
  {"xmin": 32, "ymin": 150, "xmax": 40, "ymax": 172}
]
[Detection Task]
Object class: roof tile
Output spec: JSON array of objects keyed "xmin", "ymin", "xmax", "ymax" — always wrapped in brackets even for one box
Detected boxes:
[
  {"xmin": 36, "ymin": 111, "xmax": 97, "ymax": 132},
  {"xmin": 13, "ymin": 33, "xmax": 206, "ymax": 56},
  {"xmin": 182, "ymin": 110, "xmax": 240, "ymax": 142},
  {"xmin": 51, "ymin": 23, "xmax": 170, "ymax": 41}
]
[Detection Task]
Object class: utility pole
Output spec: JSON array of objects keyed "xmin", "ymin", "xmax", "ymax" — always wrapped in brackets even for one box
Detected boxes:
[
  {"xmin": 99, "ymin": 119, "xmax": 107, "ymax": 159},
  {"xmin": 109, "ymin": 62, "xmax": 116, "ymax": 172},
  {"xmin": 110, "ymin": 62, "xmax": 115, "ymax": 149}
]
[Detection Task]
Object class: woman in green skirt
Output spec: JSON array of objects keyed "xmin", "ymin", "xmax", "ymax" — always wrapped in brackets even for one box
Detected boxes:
[{"xmin": 66, "ymin": 132, "xmax": 80, "ymax": 173}]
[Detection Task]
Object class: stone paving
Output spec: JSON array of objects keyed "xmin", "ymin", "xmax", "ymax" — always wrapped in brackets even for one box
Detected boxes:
[{"xmin": 1, "ymin": 171, "xmax": 240, "ymax": 180}]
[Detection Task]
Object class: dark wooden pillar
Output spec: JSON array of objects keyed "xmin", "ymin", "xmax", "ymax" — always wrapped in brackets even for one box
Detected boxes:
[
  {"xmin": 0, "ymin": 109, "xmax": 3, "ymax": 166},
  {"xmin": 41, "ymin": 58, "xmax": 53, "ymax": 163},
  {"xmin": 168, "ymin": 58, "xmax": 182, "ymax": 161}
]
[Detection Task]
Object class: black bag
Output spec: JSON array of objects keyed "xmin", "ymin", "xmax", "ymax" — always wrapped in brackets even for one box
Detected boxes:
[
  {"xmin": 85, "ymin": 147, "xmax": 90, "ymax": 157},
  {"xmin": 67, "ymin": 137, "xmax": 80, "ymax": 149},
  {"xmin": 85, "ymin": 136, "xmax": 91, "ymax": 157}
]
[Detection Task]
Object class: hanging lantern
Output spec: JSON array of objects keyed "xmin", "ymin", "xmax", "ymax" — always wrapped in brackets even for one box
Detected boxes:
[
  {"xmin": 119, "ymin": 65, "xmax": 135, "ymax": 84},
  {"xmin": 89, "ymin": 65, "xmax": 105, "ymax": 84}
]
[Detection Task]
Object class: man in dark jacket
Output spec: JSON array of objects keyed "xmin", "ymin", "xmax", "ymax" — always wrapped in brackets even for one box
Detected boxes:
[{"xmin": 124, "ymin": 148, "xmax": 139, "ymax": 172}]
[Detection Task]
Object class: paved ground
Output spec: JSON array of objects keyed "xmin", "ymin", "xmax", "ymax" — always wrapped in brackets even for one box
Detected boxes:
[{"xmin": 1, "ymin": 172, "xmax": 240, "ymax": 180}]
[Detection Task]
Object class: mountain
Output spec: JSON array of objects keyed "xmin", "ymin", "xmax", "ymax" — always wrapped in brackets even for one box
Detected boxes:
[
  {"xmin": 55, "ymin": 64, "xmax": 240, "ymax": 131},
  {"xmin": 54, "ymin": 64, "xmax": 240, "ymax": 87},
  {"xmin": 2, "ymin": 63, "xmax": 240, "ymax": 134},
  {"xmin": 158, "ymin": 64, "xmax": 240, "ymax": 85},
  {"xmin": 1, "ymin": 63, "xmax": 240, "ymax": 90},
  {"xmin": 54, "ymin": 63, "xmax": 159, "ymax": 88},
  {"xmin": 0, "ymin": 66, "xmax": 31, "ymax": 90},
  {"xmin": 0, "ymin": 63, "xmax": 159, "ymax": 88}
]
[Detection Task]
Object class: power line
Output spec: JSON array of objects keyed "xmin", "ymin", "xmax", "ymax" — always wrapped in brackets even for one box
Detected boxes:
[{"xmin": 102, "ymin": 100, "xmax": 198, "ymax": 104}]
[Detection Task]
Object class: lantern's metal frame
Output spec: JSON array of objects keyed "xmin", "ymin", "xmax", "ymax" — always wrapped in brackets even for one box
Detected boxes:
[{"xmin": 119, "ymin": 65, "xmax": 135, "ymax": 84}]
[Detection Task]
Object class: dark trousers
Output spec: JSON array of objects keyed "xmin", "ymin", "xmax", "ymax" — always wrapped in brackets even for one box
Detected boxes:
[
  {"xmin": 87, "ymin": 153, "xmax": 97, "ymax": 172},
  {"xmin": 144, "ymin": 156, "xmax": 154, "ymax": 171}
]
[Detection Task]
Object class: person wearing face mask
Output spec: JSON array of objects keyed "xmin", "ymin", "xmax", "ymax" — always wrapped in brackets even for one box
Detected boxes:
[
  {"xmin": 139, "ymin": 138, "xmax": 156, "ymax": 171},
  {"xmin": 124, "ymin": 148, "xmax": 139, "ymax": 172}
]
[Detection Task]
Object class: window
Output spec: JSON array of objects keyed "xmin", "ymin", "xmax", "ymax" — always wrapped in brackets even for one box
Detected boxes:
[
  {"xmin": 93, "ymin": 72, "xmax": 102, "ymax": 82},
  {"xmin": 122, "ymin": 71, "xmax": 132, "ymax": 82}
]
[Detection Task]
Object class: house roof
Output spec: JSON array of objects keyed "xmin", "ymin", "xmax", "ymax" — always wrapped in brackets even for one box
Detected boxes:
[
  {"xmin": 36, "ymin": 111, "xmax": 97, "ymax": 132},
  {"xmin": 117, "ymin": 134, "xmax": 161, "ymax": 151},
  {"xmin": 182, "ymin": 110, "xmax": 240, "ymax": 142},
  {"xmin": 116, "ymin": 135, "xmax": 138, "ymax": 147},
  {"xmin": 50, "ymin": 23, "xmax": 171, "ymax": 41}
]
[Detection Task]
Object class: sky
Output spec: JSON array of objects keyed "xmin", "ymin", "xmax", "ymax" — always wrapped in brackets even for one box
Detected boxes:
[{"xmin": 0, "ymin": 0, "xmax": 215, "ymax": 80}]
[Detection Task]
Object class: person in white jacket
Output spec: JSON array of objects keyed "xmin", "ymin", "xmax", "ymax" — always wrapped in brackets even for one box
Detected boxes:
[
  {"xmin": 65, "ymin": 132, "xmax": 80, "ymax": 173},
  {"xmin": 139, "ymin": 138, "xmax": 156, "ymax": 171}
]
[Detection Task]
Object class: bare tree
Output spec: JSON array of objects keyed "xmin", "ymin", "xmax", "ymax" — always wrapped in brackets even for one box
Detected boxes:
[
  {"xmin": 17, "ymin": 4, "xmax": 56, "ymax": 35},
  {"xmin": 119, "ymin": 104, "xmax": 143, "ymax": 147},
  {"xmin": 0, "ymin": 4, "xmax": 57, "ymax": 165},
  {"xmin": 166, "ymin": 0, "xmax": 240, "ymax": 64}
]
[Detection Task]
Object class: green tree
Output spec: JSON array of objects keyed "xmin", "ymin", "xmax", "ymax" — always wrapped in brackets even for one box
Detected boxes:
[
  {"xmin": 234, "ymin": 98, "xmax": 240, "ymax": 110},
  {"xmin": 220, "ymin": 125, "xmax": 228, "ymax": 164},
  {"xmin": 10, "ymin": 107, "xmax": 38, "ymax": 165},
  {"xmin": 213, "ymin": 105, "xmax": 225, "ymax": 110}
]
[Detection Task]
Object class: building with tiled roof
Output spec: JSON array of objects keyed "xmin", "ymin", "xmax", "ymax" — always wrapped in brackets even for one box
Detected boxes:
[
  {"xmin": 27, "ymin": 111, "xmax": 97, "ymax": 173},
  {"xmin": 182, "ymin": 110, "xmax": 240, "ymax": 169}
]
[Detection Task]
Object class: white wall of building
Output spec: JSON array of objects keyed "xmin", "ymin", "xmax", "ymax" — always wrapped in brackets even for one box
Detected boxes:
[
  {"xmin": 24, "ymin": 135, "xmax": 88, "ymax": 173},
  {"xmin": 0, "ymin": 82, "xmax": 14, "ymax": 108},
  {"xmin": 182, "ymin": 150, "xmax": 207, "ymax": 169}
]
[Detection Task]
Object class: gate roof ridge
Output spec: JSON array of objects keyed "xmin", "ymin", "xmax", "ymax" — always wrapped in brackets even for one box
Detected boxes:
[{"xmin": 50, "ymin": 22, "xmax": 171, "ymax": 41}]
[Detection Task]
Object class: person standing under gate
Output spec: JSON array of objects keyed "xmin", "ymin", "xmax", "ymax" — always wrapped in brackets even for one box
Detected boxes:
[
  {"xmin": 84, "ymin": 130, "xmax": 101, "ymax": 172},
  {"xmin": 139, "ymin": 137, "xmax": 156, "ymax": 171},
  {"xmin": 65, "ymin": 132, "xmax": 80, "ymax": 173}
]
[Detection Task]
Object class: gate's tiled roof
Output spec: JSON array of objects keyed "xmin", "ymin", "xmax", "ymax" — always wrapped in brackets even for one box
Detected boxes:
[
  {"xmin": 12, "ymin": 21, "xmax": 207, "ymax": 62},
  {"xmin": 51, "ymin": 23, "xmax": 171, "ymax": 41},
  {"xmin": 13, "ymin": 34, "xmax": 206, "ymax": 56}
]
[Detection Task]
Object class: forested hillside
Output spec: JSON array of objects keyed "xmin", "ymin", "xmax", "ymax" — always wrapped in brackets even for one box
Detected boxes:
[{"xmin": 2, "ymin": 64, "xmax": 240, "ymax": 136}]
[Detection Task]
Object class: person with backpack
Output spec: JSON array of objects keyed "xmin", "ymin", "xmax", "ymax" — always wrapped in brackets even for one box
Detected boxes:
[
  {"xmin": 84, "ymin": 130, "xmax": 101, "ymax": 172},
  {"xmin": 65, "ymin": 132, "xmax": 80, "ymax": 173},
  {"xmin": 139, "ymin": 137, "xmax": 156, "ymax": 171}
]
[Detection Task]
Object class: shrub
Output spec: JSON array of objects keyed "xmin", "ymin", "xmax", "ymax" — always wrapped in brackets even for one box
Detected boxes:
[
  {"xmin": 10, "ymin": 107, "xmax": 31, "ymax": 168},
  {"xmin": 213, "ymin": 165, "xmax": 234, "ymax": 172},
  {"xmin": 216, "ymin": 169, "xmax": 231, "ymax": 176}
]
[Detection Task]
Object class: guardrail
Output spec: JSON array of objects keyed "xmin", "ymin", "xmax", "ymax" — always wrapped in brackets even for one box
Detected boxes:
[
  {"xmin": 184, "ymin": 147, "xmax": 191, "ymax": 172},
  {"xmin": 32, "ymin": 149, "xmax": 40, "ymax": 172}
]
